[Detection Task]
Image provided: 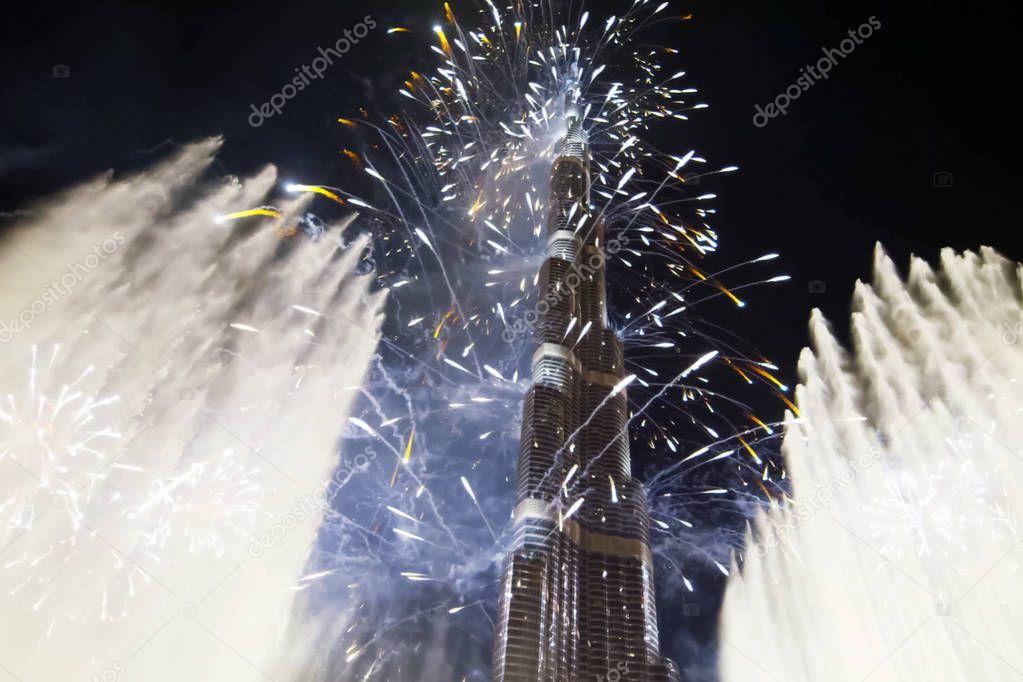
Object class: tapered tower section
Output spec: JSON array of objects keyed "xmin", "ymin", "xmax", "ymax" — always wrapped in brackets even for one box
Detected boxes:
[{"xmin": 492, "ymin": 112, "xmax": 680, "ymax": 682}]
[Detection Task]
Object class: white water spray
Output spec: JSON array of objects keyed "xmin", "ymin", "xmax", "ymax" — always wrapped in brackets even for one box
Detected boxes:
[
  {"xmin": 722, "ymin": 245, "xmax": 1023, "ymax": 681},
  {"xmin": 0, "ymin": 139, "xmax": 384, "ymax": 681}
]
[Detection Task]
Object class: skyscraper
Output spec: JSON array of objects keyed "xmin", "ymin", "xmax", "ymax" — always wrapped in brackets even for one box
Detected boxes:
[{"xmin": 492, "ymin": 109, "xmax": 680, "ymax": 682}]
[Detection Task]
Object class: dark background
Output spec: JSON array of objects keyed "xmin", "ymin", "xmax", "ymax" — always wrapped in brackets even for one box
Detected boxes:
[
  {"xmin": 3, "ymin": 0, "xmax": 1019, "ymax": 385},
  {"xmin": 2, "ymin": 1, "xmax": 1020, "ymax": 678}
]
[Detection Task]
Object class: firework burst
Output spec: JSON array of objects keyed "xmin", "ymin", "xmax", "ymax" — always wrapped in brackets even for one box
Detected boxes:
[
  {"xmin": 217, "ymin": 1, "xmax": 796, "ymax": 678},
  {"xmin": 128, "ymin": 446, "xmax": 264, "ymax": 557},
  {"xmin": 0, "ymin": 345, "xmax": 121, "ymax": 535},
  {"xmin": 0, "ymin": 344, "xmax": 150, "ymax": 625}
]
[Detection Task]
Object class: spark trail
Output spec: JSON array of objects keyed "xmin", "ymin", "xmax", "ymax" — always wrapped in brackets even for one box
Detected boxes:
[
  {"xmin": 1, "ymin": 3, "xmax": 793, "ymax": 681},
  {"xmin": 278, "ymin": 1, "xmax": 790, "ymax": 679}
]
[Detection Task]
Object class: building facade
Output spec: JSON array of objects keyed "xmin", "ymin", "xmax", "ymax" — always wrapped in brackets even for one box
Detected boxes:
[{"xmin": 492, "ymin": 113, "xmax": 680, "ymax": 682}]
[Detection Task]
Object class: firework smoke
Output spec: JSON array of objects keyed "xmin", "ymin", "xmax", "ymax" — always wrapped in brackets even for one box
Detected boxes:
[
  {"xmin": 282, "ymin": 2, "xmax": 787, "ymax": 679},
  {"xmin": 2, "ymin": 2, "xmax": 791, "ymax": 680}
]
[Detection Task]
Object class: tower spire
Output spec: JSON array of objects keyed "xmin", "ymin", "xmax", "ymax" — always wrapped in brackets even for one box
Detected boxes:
[{"xmin": 492, "ymin": 109, "xmax": 680, "ymax": 682}]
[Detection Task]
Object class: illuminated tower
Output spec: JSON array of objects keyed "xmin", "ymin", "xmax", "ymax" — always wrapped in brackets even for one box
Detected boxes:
[{"xmin": 492, "ymin": 110, "xmax": 680, "ymax": 682}]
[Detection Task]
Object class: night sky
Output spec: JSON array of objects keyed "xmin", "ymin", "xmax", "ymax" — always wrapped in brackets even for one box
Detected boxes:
[
  {"xmin": 3, "ymin": 0, "xmax": 1021, "ymax": 678},
  {"xmin": 4, "ymin": 0, "xmax": 1020, "ymax": 375}
]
